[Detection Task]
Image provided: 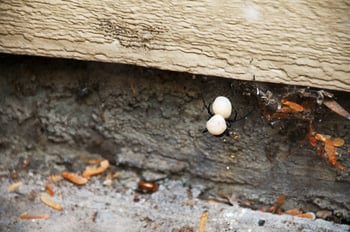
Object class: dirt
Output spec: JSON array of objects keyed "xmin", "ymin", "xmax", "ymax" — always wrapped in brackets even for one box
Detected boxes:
[{"xmin": 0, "ymin": 54, "xmax": 349, "ymax": 231}]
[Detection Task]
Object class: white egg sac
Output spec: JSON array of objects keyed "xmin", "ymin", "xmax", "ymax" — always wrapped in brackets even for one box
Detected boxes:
[
  {"xmin": 206, "ymin": 114, "xmax": 227, "ymax": 136},
  {"xmin": 212, "ymin": 96, "xmax": 232, "ymax": 119}
]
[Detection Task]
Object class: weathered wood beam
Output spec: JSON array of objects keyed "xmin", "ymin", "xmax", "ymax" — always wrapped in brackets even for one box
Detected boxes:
[{"xmin": 0, "ymin": 0, "xmax": 349, "ymax": 91}]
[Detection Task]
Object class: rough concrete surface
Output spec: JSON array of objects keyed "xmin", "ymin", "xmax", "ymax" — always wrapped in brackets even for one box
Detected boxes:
[
  {"xmin": 0, "ymin": 54, "xmax": 349, "ymax": 231},
  {"xmin": 1, "ymin": 167, "xmax": 349, "ymax": 232}
]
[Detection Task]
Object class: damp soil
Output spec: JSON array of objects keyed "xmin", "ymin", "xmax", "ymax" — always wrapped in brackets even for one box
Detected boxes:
[{"xmin": 0, "ymin": 54, "xmax": 349, "ymax": 231}]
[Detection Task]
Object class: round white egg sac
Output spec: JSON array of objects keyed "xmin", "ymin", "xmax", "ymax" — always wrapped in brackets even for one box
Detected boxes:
[
  {"xmin": 212, "ymin": 96, "xmax": 232, "ymax": 119},
  {"xmin": 206, "ymin": 114, "xmax": 227, "ymax": 136}
]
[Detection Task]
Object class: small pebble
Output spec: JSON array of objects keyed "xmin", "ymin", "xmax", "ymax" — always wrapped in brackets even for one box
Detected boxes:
[
  {"xmin": 258, "ymin": 219, "xmax": 265, "ymax": 226},
  {"xmin": 316, "ymin": 210, "xmax": 332, "ymax": 219}
]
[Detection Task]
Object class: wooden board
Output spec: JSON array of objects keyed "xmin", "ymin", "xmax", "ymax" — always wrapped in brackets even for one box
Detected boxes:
[{"xmin": 0, "ymin": 0, "xmax": 349, "ymax": 91}]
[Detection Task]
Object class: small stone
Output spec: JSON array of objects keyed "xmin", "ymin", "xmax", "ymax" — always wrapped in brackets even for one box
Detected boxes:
[
  {"xmin": 258, "ymin": 219, "xmax": 265, "ymax": 226},
  {"xmin": 316, "ymin": 210, "xmax": 332, "ymax": 219}
]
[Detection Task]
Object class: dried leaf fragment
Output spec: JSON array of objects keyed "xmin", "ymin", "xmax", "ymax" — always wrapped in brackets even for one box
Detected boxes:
[
  {"xmin": 19, "ymin": 212, "xmax": 50, "ymax": 220},
  {"xmin": 324, "ymin": 139, "xmax": 337, "ymax": 166},
  {"xmin": 332, "ymin": 138, "xmax": 345, "ymax": 147},
  {"xmin": 62, "ymin": 171, "xmax": 88, "ymax": 185},
  {"xmin": 309, "ymin": 131, "xmax": 346, "ymax": 171},
  {"xmin": 199, "ymin": 212, "xmax": 208, "ymax": 232},
  {"xmin": 40, "ymin": 193, "xmax": 62, "ymax": 211},
  {"xmin": 82, "ymin": 160, "xmax": 110, "ymax": 178},
  {"xmin": 7, "ymin": 182, "xmax": 22, "ymax": 192},
  {"xmin": 295, "ymin": 212, "xmax": 316, "ymax": 220},
  {"xmin": 279, "ymin": 100, "xmax": 305, "ymax": 112},
  {"xmin": 323, "ymin": 100, "xmax": 350, "ymax": 120},
  {"xmin": 284, "ymin": 208, "xmax": 303, "ymax": 216},
  {"xmin": 314, "ymin": 133, "xmax": 329, "ymax": 142},
  {"xmin": 45, "ymin": 183, "xmax": 54, "ymax": 196},
  {"xmin": 271, "ymin": 100, "xmax": 306, "ymax": 119},
  {"xmin": 269, "ymin": 195, "xmax": 286, "ymax": 214}
]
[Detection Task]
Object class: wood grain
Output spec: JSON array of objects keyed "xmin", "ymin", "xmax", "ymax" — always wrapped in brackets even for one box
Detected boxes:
[{"xmin": 0, "ymin": 0, "xmax": 349, "ymax": 91}]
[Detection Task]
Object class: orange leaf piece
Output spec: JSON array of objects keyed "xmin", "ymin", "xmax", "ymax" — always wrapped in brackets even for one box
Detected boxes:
[
  {"xmin": 269, "ymin": 195, "xmax": 286, "ymax": 214},
  {"xmin": 308, "ymin": 135, "xmax": 317, "ymax": 147},
  {"xmin": 324, "ymin": 139, "xmax": 337, "ymax": 166},
  {"xmin": 332, "ymin": 138, "xmax": 345, "ymax": 147},
  {"xmin": 19, "ymin": 212, "xmax": 50, "ymax": 220},
  {"xmin": 315, "ymin": 133, "xmax": 330, "ymax": 142},
  {"xmin": 285, "ymin": 208, "xmax": 303, "ymax": 216},
  {"xmin": 40, "ymin": 193, "xmax": 62, "ymax": 211},
  {"xmin": 324, "ymin": 138, "xmax": 344, "ymax": 170},
  {"xmin": 313, "ymin": 133, "xmax": 345, "ymax": 171},
  {"xmin": 280, "ymin": 100, "xmax": 305, "ymax": 112},
  {"xmin": 275, "ymin": 195, "xmax": 286, "ymax": 205},
  {"xmin": 276, "ymin": 107, "xmax": 296, "ymax": 114},
  {"xmin": 82, "ymin": 160, "xmax": 110, "ymax": 178},
  {"xmin": 295, "ymin": 212, "xmax": 316, "ymax": 220},
  {"xmin": 62, "ymin": 171, "xmax": 88, "ymax": 185},
  {"xmin": 45, "ymin": 183, "xmax": 54, "ymax": 196}
]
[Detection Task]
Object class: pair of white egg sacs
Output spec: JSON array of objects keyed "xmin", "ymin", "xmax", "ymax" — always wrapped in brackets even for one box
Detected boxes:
[{"xmin": 206, "ymin": 96, "xmax": 232, "ymax": 136}]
